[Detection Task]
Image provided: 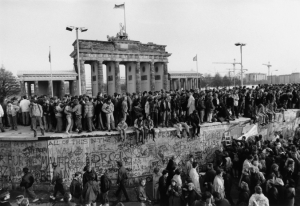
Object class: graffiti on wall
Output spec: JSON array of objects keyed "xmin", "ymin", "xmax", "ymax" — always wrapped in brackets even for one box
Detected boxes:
[
  {"xmin": 0, "ymin": 141, "xmax": 49, "ymax": 184},
  {"xmin": 1, "ymin": 110, "xmax": 299, "ymax": 189}
]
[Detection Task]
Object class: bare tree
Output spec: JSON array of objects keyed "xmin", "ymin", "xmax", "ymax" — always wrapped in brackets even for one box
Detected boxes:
[{"xmin": 0, "ymin": 66, "xmax": 21, "ymax": 102}]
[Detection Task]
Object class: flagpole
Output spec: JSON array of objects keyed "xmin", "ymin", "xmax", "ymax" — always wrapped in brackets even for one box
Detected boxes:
[
  {"xmin": 196, "ymin": 55, "xmax": 199, "ymax": 89},
  {"xmin": 124, "ymin": 3, "xmax": 126, "ymax": 33},
  {"xmin": 49, "ymin": 46, "xmax": 53, "ymax": 97}
]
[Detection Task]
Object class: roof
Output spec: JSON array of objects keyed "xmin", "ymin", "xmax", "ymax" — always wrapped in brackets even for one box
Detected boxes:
[{"xmin": 17, "ymin": 70, "xmax": 77, "ymax": 76}]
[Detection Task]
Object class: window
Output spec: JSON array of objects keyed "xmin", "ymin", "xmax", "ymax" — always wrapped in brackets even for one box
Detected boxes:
[
  {"xmin": 129, "ymin": 75, "xmax": 132, "ymax": 80},
  {"xmin": 92, "ymin": 66, "xmax": 95, "ymax": 73},
  {"xmin": 108, "ymin": 75, "xmax": 113, "ymax": 81},
  {"xmin": 141, "ymin": 75, "xmax": 147, "ymax": 81},
  {"xmin": 108, "ymin": 66, "xmax": 111, "ymax": 72},
  {"xmin": 92, "ymin": 76, "xmax": 96, "ymax": 81},
  {"xmin": 155, "ymin": 75, "xmax": 161, "ymax": 80},
  {"xmin": 155, "ymin": 67, "xmax": 158, "ymax": 72},
  {"xmin": 129, "ymin": 66, "xmax": 131, "ymax": 72},
  {"xmin": 142, "ymin": 66, "xmax": 145, "ymax": 72}
]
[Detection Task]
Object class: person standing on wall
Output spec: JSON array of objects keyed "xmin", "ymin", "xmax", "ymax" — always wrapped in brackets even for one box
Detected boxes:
[
  {"xmin": 29, "ymin": 100, "xmax": 44, "ymax": 138},
  {"xmin": 20, "ymin": 167, "xmax": 39, "ymax": 203},
  {"xmin": 115, "ymin": 161, "xmax": 130, "ymax": 202},
  {"xmin": 50, "ymin": 162, "xmax": 65, "ymax": 201}
]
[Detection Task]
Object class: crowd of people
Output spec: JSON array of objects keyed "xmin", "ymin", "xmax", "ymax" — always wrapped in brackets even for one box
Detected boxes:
[
  {"xmin": 0, "ymin": 84, "xmax": 300, "ymax": 206},
  {"xmin": 1, "ymin": 126, "xmax": 300, "ymax": 206},
  {"xmin": 0, "ymin": 84, "xmax": 299, "ymax": 140}
]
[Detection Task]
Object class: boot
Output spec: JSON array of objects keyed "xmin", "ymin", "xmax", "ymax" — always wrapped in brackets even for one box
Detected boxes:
[
  {"xmin": 41, "ymin": 129, "xmax": 45, "ymax": 136},
  {"xmin": 34, "ymin": 131, "xmax": 37, "ymax": 137}
]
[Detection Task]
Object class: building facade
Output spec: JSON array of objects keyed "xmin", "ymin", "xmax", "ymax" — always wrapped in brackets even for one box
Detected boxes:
[
  {"xmin": 169, "ymin": 71, "xmax": 201, "ymax": 90},
  {"xmin": 70, "ymin": 37, "xmax": 171, "ymax": 95},
  {"xmin": 245, "ymin": 73, "xmax": 267, "ymax": 82},
  {"xmin": 17, "ymin": 70, "xmax": 77, "ymax": 98}
]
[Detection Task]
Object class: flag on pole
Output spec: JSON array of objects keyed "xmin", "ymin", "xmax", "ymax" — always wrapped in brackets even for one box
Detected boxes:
[
  {"xmin": 49, "ymin": 50, "xmax": 51, "ymax": 62},
  {"xmin": 114, "ymin": 3, "xmax": 125, "ymax": 9},
  {"xmin": 193, "ymin": 55, "xmax": 197, "ymax": 61}
]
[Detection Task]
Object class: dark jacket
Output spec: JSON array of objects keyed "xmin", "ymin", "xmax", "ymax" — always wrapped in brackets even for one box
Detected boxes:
[
  {"xmin": 185, "ymin": 189, "xmax": 201, "ymax": 206},
  {"xmin": 83, "ymin": 170, "xmax": 98, "ymax": 187},
  {"xmin": 204, "ymin": 169, "xmax": 216, "ymax": 184},
  {"xmin": 117, "ymin": 166, "xmax": 128, "ymax": 184},
  {"xmin": 82, "ymin": 180, "xmax": 100, "ymax": 204},
  {"xmin": 70, "ymin": 179, "xmax": 82, "ymax": 199},
  {"xmin": 20, "ymin": 172, "xmax": 34, "ymax": 188},
  {"xmin": 100, "ymin": 174, "xmax": 111, "ymax": 193},
  {"xmin": 159, "ymin": 176, "xmax": 168, "ymax": 195}
]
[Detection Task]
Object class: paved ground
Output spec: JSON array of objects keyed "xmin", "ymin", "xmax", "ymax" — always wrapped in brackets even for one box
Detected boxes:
[{"xmin": 0, "ymin": 117, "xmax": 251, "ymax": 140}]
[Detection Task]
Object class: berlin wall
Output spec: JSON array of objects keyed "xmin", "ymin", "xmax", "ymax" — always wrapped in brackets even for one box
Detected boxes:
[{"xmin": 0, "ymin": 110, "xmax": 299, "ymax": 192}]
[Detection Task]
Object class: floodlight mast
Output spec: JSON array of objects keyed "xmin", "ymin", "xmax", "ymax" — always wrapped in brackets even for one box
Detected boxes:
[
  {"xmin": 66, "ymin": 26, "xmax": 88, "ymax": 95},
  {"xmin": 235, "ymin": 43, "xmax": 246, "ymax": 87}
]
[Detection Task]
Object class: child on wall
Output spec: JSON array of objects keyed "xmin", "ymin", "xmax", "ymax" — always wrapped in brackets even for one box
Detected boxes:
[{"xmin": 117, "ymin": 118, "xmax": 128, "ymax": 142}]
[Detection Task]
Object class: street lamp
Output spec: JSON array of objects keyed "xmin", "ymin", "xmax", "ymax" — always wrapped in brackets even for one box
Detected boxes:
[
  {"xmin": 66, "ymin": 26, "xmax": 88, "ymax": 95},
  {"xmin": 271, "ymin": 69, "xmax": 278, "ymax": 84},
  {"xmin": 235, "ymin": 43, "xmax": 246, "ymax": 87}
]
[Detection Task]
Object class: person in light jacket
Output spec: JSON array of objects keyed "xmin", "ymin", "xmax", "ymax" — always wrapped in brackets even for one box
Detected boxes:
[
  {"xmin": 117, "ymin": 118, "xmax": 128, "ymax": 142},
  {"xmin": 0, "ymin": 104, "xmax": 5, "ymax": 132},
  {"xmin": 187, "ymin": 91, "xmax": 195, "ymax": 115},
  {"xmin": 29, "ymin": 100, "xmax": 44, "ymax": 137},
  {"xmin": 102, "ymin": 97, "xmax": 115, "ymax": 132}
]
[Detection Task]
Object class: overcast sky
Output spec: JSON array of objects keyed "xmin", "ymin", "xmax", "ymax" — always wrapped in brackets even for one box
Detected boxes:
[{"xmin": 1, "ymin": 0, "xmax": 300, "ymax": 79}]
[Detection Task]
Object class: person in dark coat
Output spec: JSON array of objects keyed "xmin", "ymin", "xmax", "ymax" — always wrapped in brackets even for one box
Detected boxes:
[
  {"xmin": 204, "ymin": 163, "xmax": 216, "ymax": 185},
  {"xmin": 184, "ymin": 183, "xmax": 201, "ymax": 206},
  {"xmin": 213, "ymin": 191, "xmax": 230, "ymax": 206},
  {"xmin": 167, "ymin": 179, "xmax": 182, "ymax": 206},
  {"xmin": 115, "ymin": 161, "xmax": 130, "ymax": 202},
  {"xmin": 223, "ymin": 170, "xmax": 234, "ymax": 205},
  {"xmin": 82, "ymin": 173, "xmax": 100, "ymax": 205},
  {"xmin": 20, "ymin": 167, "xmax": 39, "ymax": 202},
  {"xmin": 166, "ymin": 156, "xmax": 176, "ymax": 186},
  {"xmin": 137, "ymin": 178, "xmax": 151, "ymax": 206},
  {"xmin": 236, "ymin": 181, "xmax": 250, "ymax": 206},
  {"xmin": 159, "ymin": 170, "xmax": 169, "ymax": 206},
  {"xmin": 83, "ymin": 165, "xmax": 98, "ymax": 188},
  {"xmin": 50, "ymin": 162, "xmax": 65, "ymax": 201},
  {"xmin": 100, "ymin": 172, "xmax": 111, "ymax": 206},
  {"xmin": 69, "ymin": 172, "xmax": 82, "ymax": 202}
]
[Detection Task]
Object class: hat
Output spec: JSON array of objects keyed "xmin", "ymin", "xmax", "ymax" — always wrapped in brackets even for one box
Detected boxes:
[
  {"xmin": 0, "ymin": 191, "xmax": 9, "ymax": 199},
  {"xmin": 52, "ymin": 162, "xmax": 57, "ymax": 167}
]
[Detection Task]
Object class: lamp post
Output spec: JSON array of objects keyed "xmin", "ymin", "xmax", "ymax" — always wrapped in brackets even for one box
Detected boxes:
[
  {"xmin": 271, "ymin": 69, "xmax": 278, "ymax": 84},
  {"xmin": 235, "ymin": 43, "xmax": 246, "ymax": 87},
  {"xmin": 66, "ymin": 26, "xmax": 88, "ymax": 95}
]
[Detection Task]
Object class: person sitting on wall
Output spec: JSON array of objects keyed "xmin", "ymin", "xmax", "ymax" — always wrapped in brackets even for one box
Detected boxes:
[
  {"xmin": 134, "ymin": 115, "xmax": 144, "ymax": 145},
  {"xmin": 117, "ymin": 118, "xmax": 128, "ymax": 142},
  {"xmin": 143, "ymin": 115, "xmax": 156, "ymax": 142},
  {"xmin": 170, "ymin": 112, "xmax": 190, "ymax": 139}
]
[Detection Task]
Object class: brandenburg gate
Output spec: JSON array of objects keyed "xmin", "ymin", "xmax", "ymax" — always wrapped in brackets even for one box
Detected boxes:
[{"xmin": 70, "ymin": 32, "xmax": 172, "ymax": 96}]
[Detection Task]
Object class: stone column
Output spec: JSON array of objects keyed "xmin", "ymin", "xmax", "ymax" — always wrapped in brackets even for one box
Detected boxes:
[
  {"xmin": 115, "ymin": 61, "xmax": 121, "ymax": 94},
  {"xmin": 185, "ymin": 78, "xmax": 188, "ymax": 90},
  {"xmin": 136, "ymin": 62, "xmax": 141, "ymax": 93},
  {"xmin": 163, "ymin": 63, "xmax": 168, "ymax": 90},
  {"xmin": 79, "ymin": 60, "xmax": 86, "ymax": 95},
  {"xmin": 97, "ymin": 60, "xmax": 104, "ymax": 94},
  {"xmin": 70, "ymin": 80, "xmax": 77, "ymax": 96},
  {"xmin": 20, "ymin": 81, "xmax": 25, "ymax": 97},
  {"xmin": 34, "ymin": 81, "xmax": 39, "ymax": 96},
  {"xmin": 48, "ymin": 80, "xmax": 52, "ymax": 96},
  {"xmin": 60, "ymin": 80, "xmax": 65, "ymax": 98},
  {"xmin": 27, "ymin": 82, "xmax": 31, "ymax": 97},
  {"xmin": 150, "ymin": 62, "xmax": 155, "ymax": 92}
]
